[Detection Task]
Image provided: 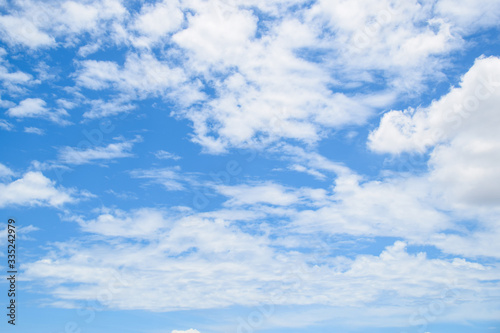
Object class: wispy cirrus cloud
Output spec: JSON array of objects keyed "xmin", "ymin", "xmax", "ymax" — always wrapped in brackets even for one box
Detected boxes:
[
  {"xmin": 129, "ymin": 166, "xmax": 194, "ymax": 191},
  {"xmin": 0, "ymin": 118, "xmax": 13, "ymax": 131},
  {"xmin": 58, "ymin": 136, "xmax": 142, "ymax": 165},
  {"xmin": 154, "ymin": 150, "xmax": 181, "ymax": 160},
  {"xmin": 24, "ymin": 126, "xmax": 44, "ymax": 135}
]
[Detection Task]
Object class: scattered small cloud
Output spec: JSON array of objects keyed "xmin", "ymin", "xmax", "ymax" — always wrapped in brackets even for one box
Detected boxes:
[
  {"xmin": 24, "ymin": 126, "xmax": 45, "ymax": 135},
  {"xmin": 0, "ymin": 119, "xmax": 13, "ymax": 131},
  {"xmin": 154, "ymin": 150, "xmax": 181, "ymax": 160},
  {"xmin": 6, "ymin": 98, "xmax": 71, "ymax": 125},
  {"xmin": 58, "ymin": 136, "xmax": 142, "ymax": 165}
]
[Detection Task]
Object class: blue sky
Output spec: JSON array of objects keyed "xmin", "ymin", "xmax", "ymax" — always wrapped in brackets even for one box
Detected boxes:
[{"xmin": 0, "ymin": 0, "xmax": 500, "ymax": 332}]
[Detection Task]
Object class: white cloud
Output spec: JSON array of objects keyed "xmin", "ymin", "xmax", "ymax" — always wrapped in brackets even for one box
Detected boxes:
[
  {"xmin": 0, "ymin": 163, "xmax": 15, "ymax": 178},
  {"xmin": 75, "ymin": 53, "xmax": 188, "ymax": 98},
  {"xmin": 22, "ymin": 209, "xmax": 500, "ymax": 322},
  {"xmin": 216, "ymin": 182, "xmax": 327, "ymax": 207},
  {"xmin": 0, "ymin": 223, "xmax": 39, "ymax": 247},
  {"xmin": 72, "ymin": 208, "xmax": 170, "ymax": 239},
  {"xmin": 172, "ymin": 330, "xmax": 200, "ymax": 333},
  {"xmin": 0, "ymin": 171, "xmax": 77, "ymax": 208},
  {"xmin": 430, "ymin": 228, "xmax": 500, "ymax": 259},
  {"xmin": 1, "ymin": 0, "xmax": 488, "ymax": 153},
  {"xmin": 266, "ymin": 170, "xmax": 450, "ymax": 243},
  {"xmin": 275, "ymin": 144, "xmax": 351, "ymax": 178},
  {"xmin": 58, "ymin": 136, "xmax": 141, "ymax": 165},
  {"xmin": 0, "ymin": 119, "xmax": 13, "ymax": 131},
  {"xmin": 307, "ymin": 0, "xmax": 461, "ymax": 91},
  {"xmin": 172, "ymin": 7, "xmax": 386, "ymax": 152},
  {"xmin": 288, "ymin": 164, "xmax": 327, "ymax": 180},
  {"xmin": 24, "ymin": 127, "xmax": 45, "ymax": 135},
  {"xmin": 0, "ymin": 15, "xmax": 54, "ymax": 48},
  {"xmin": 130, "ymin": 167, "xmax": 188, "ymax": 191},
  {"xmin": 436, "ymin": 0, "xmax": 500, "ymax": 31},
  {"xmin": 154, "ymin": 150, "xmax": 181, "ymax": 160},
  {"xmin": 83, "ymin": 99, "xmax": 136, "ymax": 119},
  {"xmin": 0, "ymin": 49, "xmax": 33, "ymax": 94},
  {"xmin": 216, "ymin": 183, "xmax": 300, "ymax": 206},
  {"xmin": 0, "ymin": 55, "xmax": 33, "ymax": 91},
  {"xmin": 0, "ymin": 0, "xmax": 126, "ymax": 49},
  {"xmin": 130, "ymin": 0, "xmax": 184, "ymax": 48},
  {"xmin": 369, "ymin": 56, "xmax": 500, "ymax": 207},
  {"xmin": 6, "ymin": 98, "xmax": 70, "ymax": 125}
]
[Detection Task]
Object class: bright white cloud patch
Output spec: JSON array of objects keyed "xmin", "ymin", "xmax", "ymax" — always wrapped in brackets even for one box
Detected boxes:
[
  {"xmin": 130, "ymin": 0, "xmax": 184, "ymax": 48},
  {"xmin": 216, "ymin": 182, "xmax": 327, "ymax": 207},
  {"xmin": 369, "ymin": 56, "xmax": 500, "ymax": 207},
  {"xmin": 76, "ymin": 53, "xmax": 188, "ymax": 98},
  {"xmin": 0, "ymin": 171, "xmax": 77, "ymax": 208},
  {"xmin": 73, "ymin": 207, "xmax": 170, "ymax": 239},
  {"xmin": 6, "ymin": 98, "xmax": 70, "ymax": 125},
  {"xmin": 0, "ymin": 15, "xmax": 55, "ymax": 48}
]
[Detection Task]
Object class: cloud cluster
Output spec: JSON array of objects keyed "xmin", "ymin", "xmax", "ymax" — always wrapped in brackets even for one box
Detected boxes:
[
  {"xmin": 0, "ymin": 0, "xmax": 491, "ymax": 151},
  {"xmin": 0, "ymin": 1, "xmax": 499, "ymax": 330},
  {"xmin": 369, "ymin": 56, "xmax": 500, "ymax": 207},
  {"xmin": 22, "ymin": 207, "xmax": 500, "ymax": 324}
]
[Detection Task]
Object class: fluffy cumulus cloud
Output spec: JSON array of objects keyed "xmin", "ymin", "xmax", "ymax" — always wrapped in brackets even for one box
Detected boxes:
[
  {"xmin": 6, "ymin": 98, "xmax": 70, "ymax": 125},
  {"xmin": 75, "ymin": 53, "xmax": 190, "ymax": 97},
  {"xmin": 0, "ymin": 0, "xmax": 126, "ymax": 49},
  {"xmin": 0, "ymin": 14, "xmax": 54, "ymax": 48},
  {"xmin": 0, "ymin": 0, "xmax": 499, "ymax": 331},
  {"xmin": 369, "ymin": 56, "xmax": 500, "ymax": 207},
  {"xmin": 0, "ymin": 170, "xmax": 80, "ymax": 208},
  {"xmin": 3, "ymin": 0, "xmax": 485, "ymax": 152},
  {"xmin": 130, "ymin": 0, "xmax": 184, "ymax": 48}
]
